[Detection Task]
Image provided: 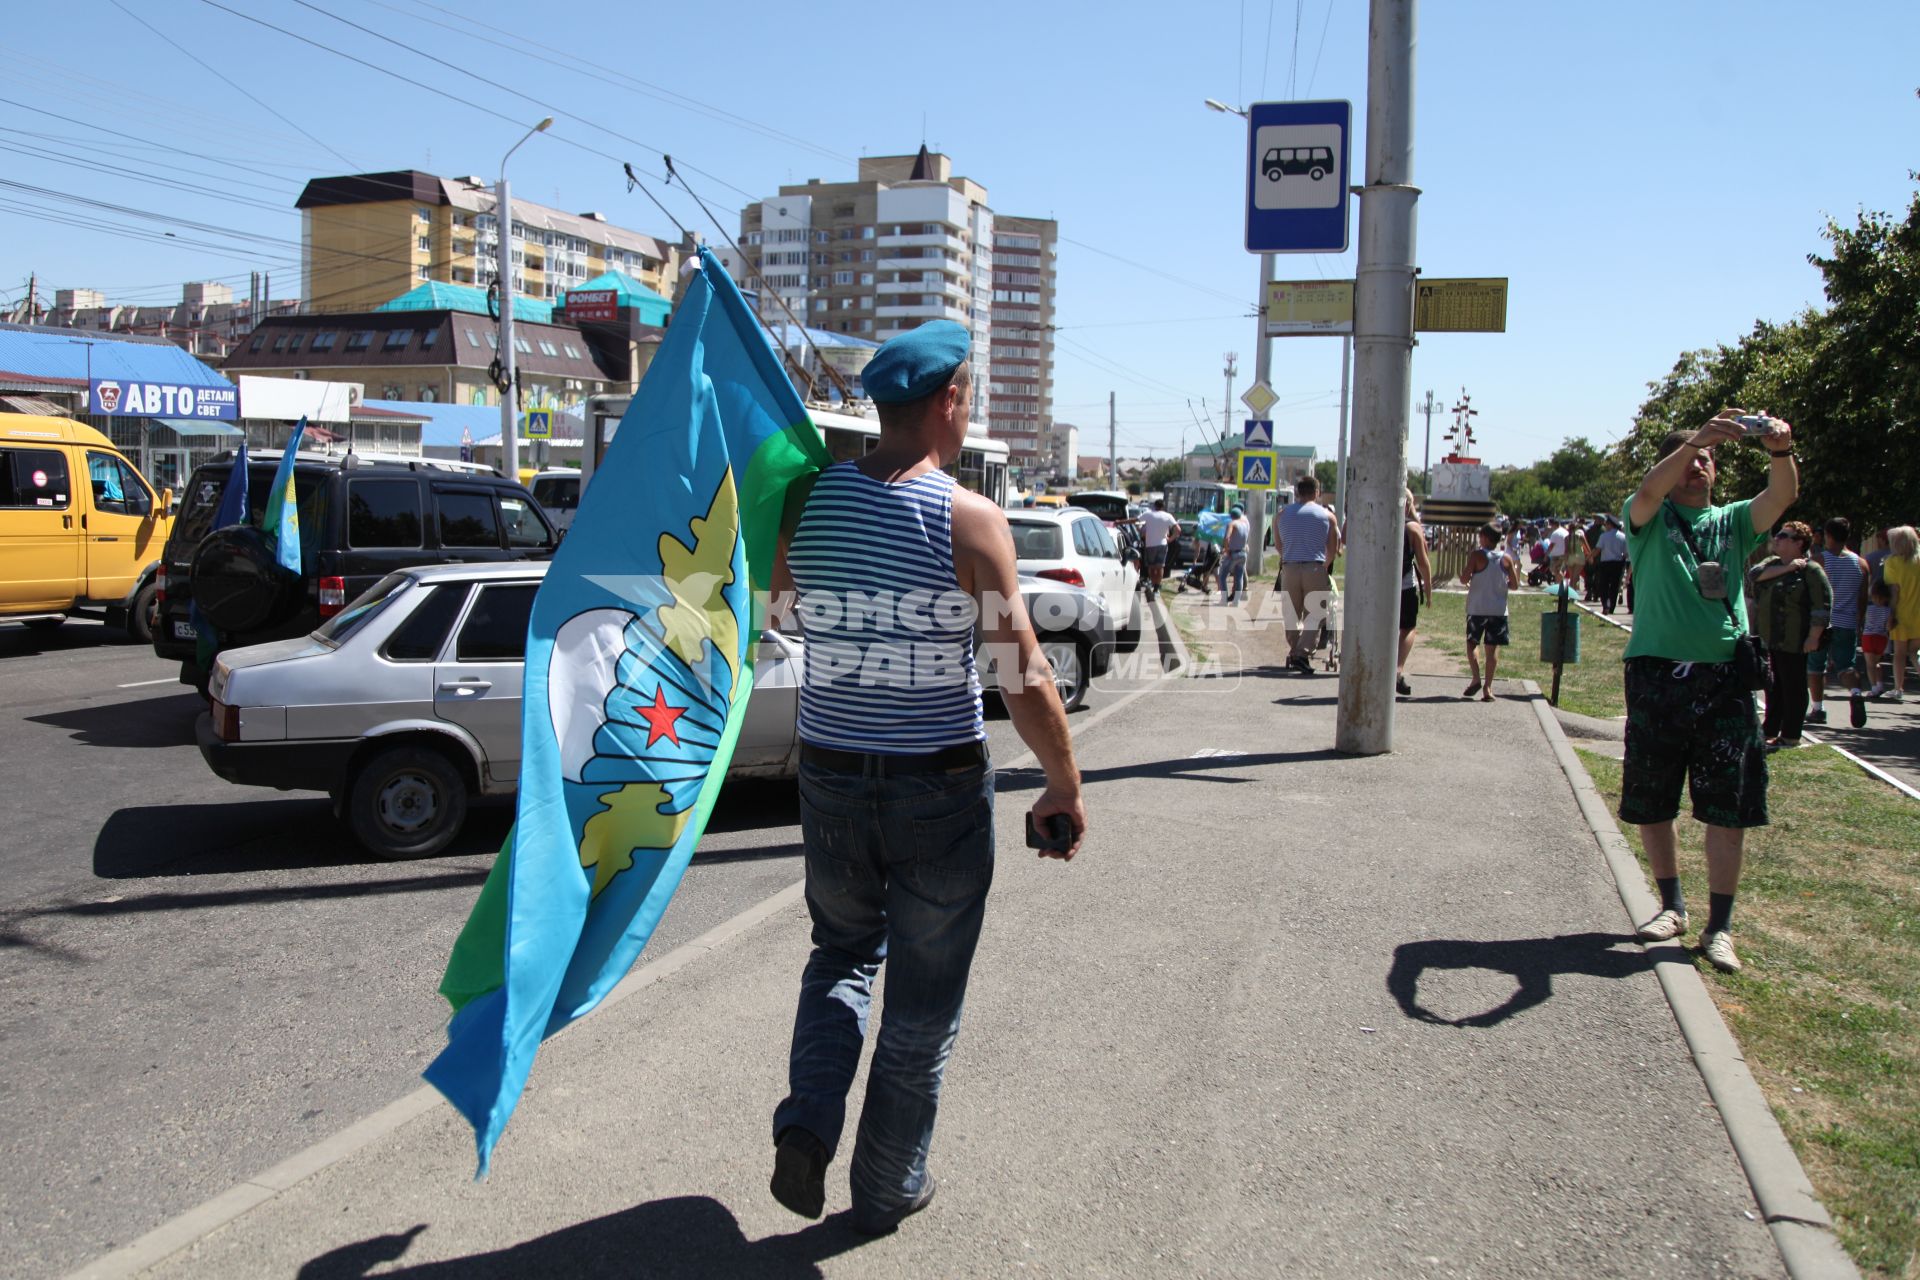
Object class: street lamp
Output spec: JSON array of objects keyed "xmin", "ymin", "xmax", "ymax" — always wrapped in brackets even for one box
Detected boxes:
[
  {"xmin": 1203, "ymin": 98, "xmax": 1248, "ymax": 119},
  {"xmin": 497, "ymin": 115, "xmax": 552, "ymax": 483}
]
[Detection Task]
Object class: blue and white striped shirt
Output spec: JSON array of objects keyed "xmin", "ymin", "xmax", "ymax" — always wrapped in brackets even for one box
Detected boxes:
[
  {"xmin": 789, "ymin": 462, "xmax": 985, "ymax": 753},
  {"xmin": 1277, "ymin": 500, "xmax": 1335, "ymax": 564},
  {"xmin": 1820, "ymin": 548, "xmax": 1865, "ymax": 624}
]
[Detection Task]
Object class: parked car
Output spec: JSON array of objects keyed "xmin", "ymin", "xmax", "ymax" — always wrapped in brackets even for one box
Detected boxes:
[
  {"xmin": 529, "ymin": 468, "xmax": 581, "ymax": 533},
  {"xmin": 1064, "ymin": 490, "xmax": 1132, "ymax": 525},
  {"xmin": 1, "ymin": 413, "xmax": 171, "ymax": 642},
  {"xmin": 154, "ymin": 451, "xmax": 557, "ymax": 689},
  {"xmin": 198, "ymin": 564, "xmax": 1117, "ymax": 857},
  {"xmin": 1006, "ymin": 507, "xmax": 1142, "ymax": 651}
]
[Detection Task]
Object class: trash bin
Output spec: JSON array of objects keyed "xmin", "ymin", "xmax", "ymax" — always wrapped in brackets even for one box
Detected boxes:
[{"xmin": 1541, "ymin": 610, "xmax": 1581, "ymax": 664}]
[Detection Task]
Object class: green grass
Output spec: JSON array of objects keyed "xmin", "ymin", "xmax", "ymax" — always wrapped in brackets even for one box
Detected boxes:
[
  {"xmin": 1579, "ymin": 747, "xmax": 1920, "ymax": 1277},
  {"xmin": 1421, "ymin": 589, "xmax": 1629, "ymax": 719}
]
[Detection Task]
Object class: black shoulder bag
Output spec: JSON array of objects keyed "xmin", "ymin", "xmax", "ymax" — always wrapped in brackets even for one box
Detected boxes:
[{"xmin": 1664, "ymin": 502, "xmax": 1768, "ymax": 690}]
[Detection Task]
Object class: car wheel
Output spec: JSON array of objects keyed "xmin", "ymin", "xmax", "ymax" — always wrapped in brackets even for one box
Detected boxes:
[
  {"xmin": 1038, "ymin": 633, "xmax": 1090, "ymax": 713},
  {"xmin": 1266, "ymin": 168, "xmax": 1282, "ymax": 182},
  {"xmin": 126, "ymin": 581, "xmax": 160, "ymax": 645},
  {"xmin": 346, "ymin": 744, "xmax": 469, "ymax": 859},
  {"xmin": 1310, "ymin": 166, "xmax": 1326, "ymax": 180}
]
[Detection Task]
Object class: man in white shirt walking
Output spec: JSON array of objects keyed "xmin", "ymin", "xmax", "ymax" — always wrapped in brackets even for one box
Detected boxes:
[{"xmin": 1137, "ymin": 499, "xmax": 1181, "ymax": 590}]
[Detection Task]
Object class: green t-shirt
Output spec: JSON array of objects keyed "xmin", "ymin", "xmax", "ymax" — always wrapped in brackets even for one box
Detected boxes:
[{"xmin": 1621, "ymin": 494, "xmax": 1765, "ymax": 663}]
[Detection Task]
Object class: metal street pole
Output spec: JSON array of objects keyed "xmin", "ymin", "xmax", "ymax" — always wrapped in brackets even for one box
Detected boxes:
[
  {"xmin": 1417, "ymin": 388, "xmax": 1438, "ymax": 495},
  {"xmin": 1336, "ymin": 0, "xmax": 1420, "ymax": 756},
  {"xmin": 1335, "ymin": 332, "xmax": 1352, "ymax": 515},
  {"xmin": 1108, "ymin": 391, "xmax": 1116, "ymax": 488},
  {"xmin": 496, "ymin": 116, "xmax": 551, "ymax": 483},
  {"xmin": 1248, "ymin": 252, "xmax": 1275, "ymax": 577}
]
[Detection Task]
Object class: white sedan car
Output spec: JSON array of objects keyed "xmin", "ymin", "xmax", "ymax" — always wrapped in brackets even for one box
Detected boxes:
[{"xmin": 1005, "ymin": 507, "xmax": 1142, "ymax": 650}]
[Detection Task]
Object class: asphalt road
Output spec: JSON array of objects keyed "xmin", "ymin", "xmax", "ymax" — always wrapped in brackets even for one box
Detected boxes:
[{"xmin": 0, "ymin": 619, "xmax": 1118, "ymax": 1279}]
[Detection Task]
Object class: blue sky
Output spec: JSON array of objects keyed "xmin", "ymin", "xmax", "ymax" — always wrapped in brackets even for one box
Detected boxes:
[{"xmin": 4, "ymin": 0, "xmax": 1915, "ymax": 469}]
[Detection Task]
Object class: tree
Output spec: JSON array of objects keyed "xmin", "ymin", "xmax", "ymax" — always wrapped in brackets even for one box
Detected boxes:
[
  {"xmin": 1622, "ymin": 176, "xmax": 1920, "ymax": 531},
  {"xmin": 1143, "ymin": 457, "xmax": 1185, "ymax": 494},
  {"xmin": 1314, "ymin": 459, "xmax": 1339, "ymax": 494}
]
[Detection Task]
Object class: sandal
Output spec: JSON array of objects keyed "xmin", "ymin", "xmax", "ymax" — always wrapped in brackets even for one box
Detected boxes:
[{"xmin": 1463, "ymin": 680, "xmax": 1482, "ymax": 698}]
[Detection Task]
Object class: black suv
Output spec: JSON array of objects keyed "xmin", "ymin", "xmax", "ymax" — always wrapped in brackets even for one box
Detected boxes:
[{"xmin": 154, "ymin": 454, "xmax": 557, "ymax": 688}]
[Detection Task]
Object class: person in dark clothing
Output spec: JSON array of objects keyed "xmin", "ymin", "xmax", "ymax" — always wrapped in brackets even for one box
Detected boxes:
[{"xmin": 1746, "ymin": 520, "xmax": 1831, "ymax": 748}]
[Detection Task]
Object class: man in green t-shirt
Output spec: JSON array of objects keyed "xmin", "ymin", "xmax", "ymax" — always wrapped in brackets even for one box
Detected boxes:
[{"xmin": 1620, "ymin": 410, "xmax": 1798, "ymax": 974}]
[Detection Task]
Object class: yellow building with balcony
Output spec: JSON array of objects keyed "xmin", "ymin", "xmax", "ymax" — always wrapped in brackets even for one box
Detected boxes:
[{"xmin": 296, "ymin": 171, "xmax": 681, "ymax": 316}]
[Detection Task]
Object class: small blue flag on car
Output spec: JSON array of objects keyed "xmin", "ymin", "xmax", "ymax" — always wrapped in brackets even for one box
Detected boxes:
[
  {"xmin": 210, "ymin": 441, "xmax": 249, "ymax": 532},
  {"xmin": 261, "ymin": 418, "xmax": 305, "ymax": 574}
]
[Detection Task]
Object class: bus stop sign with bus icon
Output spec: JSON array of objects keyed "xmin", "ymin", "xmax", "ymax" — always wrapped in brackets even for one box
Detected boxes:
[{"xmin": 1244, "ymin": 99, "xmax": 1351, "ymax": 254}]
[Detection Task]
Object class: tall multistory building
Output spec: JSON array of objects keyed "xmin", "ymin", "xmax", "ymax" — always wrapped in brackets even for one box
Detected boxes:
[
  {"xmin": 988, "ymin": 216, "xmax": 1057, "ymax": 479},
  {"xmin": 734, "ymin": 149, "xmax": 1057, "ymax": 467},
  {"xmin": 294, "ymin": 171, "xmax": 680, "ymax": 314}
]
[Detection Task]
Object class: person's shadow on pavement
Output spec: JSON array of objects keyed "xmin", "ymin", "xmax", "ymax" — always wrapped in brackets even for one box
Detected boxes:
[
  {"xmin": 1386, "ymin": 932, "xmax": 1657, "ymax": 1028},
  {"xmin": 296, "ymin": 1196, "xmax": 871, "ymax": 1279}
]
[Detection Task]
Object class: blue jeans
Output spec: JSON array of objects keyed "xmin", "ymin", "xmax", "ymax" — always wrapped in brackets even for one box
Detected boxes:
[
  {"xmin": 1220, "ymin": 550, "xmax": 1247, "ymax": 600},
  {"xmin": 773, "ymin": 756, "xmax": 995, "ymax": 1218}
]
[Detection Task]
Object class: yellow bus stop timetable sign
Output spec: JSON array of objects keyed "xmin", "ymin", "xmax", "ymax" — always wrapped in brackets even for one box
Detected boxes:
[
  {"xmin": 1414, "ymin": 278, "xmax": 1507, "ymax": 333},
  {"xmin": 1237, "ymin": 449, "xmax": 1278, "ymax": 489},
  {"xmin": 1265, "ymin": 280, "xmax": 1354, "ymax": 335},
  {"xmin": 1264, "ymin": 277, "xmax": 1509, "ymax": 335},
  {"xmin": 525, "ymin": 408, "xmax": 553, "ymax": 439}
]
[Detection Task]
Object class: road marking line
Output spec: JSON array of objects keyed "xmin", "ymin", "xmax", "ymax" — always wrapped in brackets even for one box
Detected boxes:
[
  {"xmin": 59, "ymin": 662, "xmax": 1179, "ymax": 1280},
  {"xmin": 115, "ymin": 677, "xmax": 177, "ymax": 688}
]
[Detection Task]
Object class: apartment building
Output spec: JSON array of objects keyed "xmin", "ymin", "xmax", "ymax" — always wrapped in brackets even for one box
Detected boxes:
[
  {"xmin": 295, "ymin": 171, "xmax": 680, "ymax": 314},
  {"xmin": 734, "ymin": 151, "xmax": 1058, "ymax": 477},
  {"xmin": 42, "ymin": 281, "xmax": 301, "ymax": 361},
  {"xmin": 736, "ymin": 149, "xmax": 995, "ymax": 423},
  {"xmin": 988, "ymin": 215, "xmax": 1057, "ymax": 478}
]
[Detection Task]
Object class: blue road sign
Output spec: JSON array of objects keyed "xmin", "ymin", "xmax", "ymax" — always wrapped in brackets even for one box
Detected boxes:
[
  {"xmin": 1237, "ymin": 450, "xmax": 1277, "ymax": 489},
  {"xmin": 525, "ymin": 408, "xmax": 553, "ymax": 440},
  {"xmin": 1245, "ymin": 99, "xmax": 1352, "ymax": 254},
  {"xmin": 1243, "ymin": 419, "xmax": 1274, "ymax": 448}
]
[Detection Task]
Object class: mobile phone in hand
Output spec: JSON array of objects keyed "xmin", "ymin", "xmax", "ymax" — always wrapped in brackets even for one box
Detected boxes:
[{"xmin": 1025, "ymin": 811, "xmax": 1075, "ymax": 852}]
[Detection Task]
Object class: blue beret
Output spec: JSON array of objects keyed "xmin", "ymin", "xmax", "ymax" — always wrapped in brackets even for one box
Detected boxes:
[{"xmin": 862, "ymin": 320, "xmax": 970, "ymax": 404}]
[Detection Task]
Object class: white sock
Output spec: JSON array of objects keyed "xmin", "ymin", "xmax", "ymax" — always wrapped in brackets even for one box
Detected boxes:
[{"xmin": 1811, "ymin": 701, "xmax": 1824, "ymax": 714}]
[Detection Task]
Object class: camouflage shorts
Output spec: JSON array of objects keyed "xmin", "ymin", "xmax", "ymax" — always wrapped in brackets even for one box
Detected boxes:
[{"xmin": 1620, "ymin": 657, "xmax": 1769, "ymax": 829}]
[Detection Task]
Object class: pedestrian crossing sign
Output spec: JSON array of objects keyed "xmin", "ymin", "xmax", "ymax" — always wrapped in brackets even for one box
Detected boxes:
[
  {"xmin": 525, "ymin": 408, "xmax": 553, "ymax": 439},
  {"xmin": 1237, "ymin": 449, "xmax": 1278, "ymax": 489}
]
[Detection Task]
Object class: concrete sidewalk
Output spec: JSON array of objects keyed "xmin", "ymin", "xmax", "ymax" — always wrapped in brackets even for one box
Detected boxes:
[{"xmin": 125, "ymin": 587, "xmax": 1789, "ymax": 1279}]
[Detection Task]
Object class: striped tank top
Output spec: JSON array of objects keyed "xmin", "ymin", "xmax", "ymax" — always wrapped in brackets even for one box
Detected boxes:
[{"xmin": 789, "ymin": 462, "xmax": 985, "ymax": 753}]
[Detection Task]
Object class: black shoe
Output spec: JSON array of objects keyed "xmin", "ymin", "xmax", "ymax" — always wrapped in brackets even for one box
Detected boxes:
[
  {"xmin": 1396, "ymin": 677, "xmax": 1412, "ymax": 697},
  {"xmin": 770, "ymin": 1127, "xmax": 829, "ymax": 1219},
  {"xmin": 1805, "ymin": 708, "xmax": 1827, "ymax": 725},
  {"xmin": 853, "ymin": 1174, "xmax": 937, "ymax": 1236}
]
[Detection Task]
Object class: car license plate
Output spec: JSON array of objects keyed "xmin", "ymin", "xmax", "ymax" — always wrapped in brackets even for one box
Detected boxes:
[{"xmin": 173, "ymin": 621, "xmax": 198, "ymax": 640}]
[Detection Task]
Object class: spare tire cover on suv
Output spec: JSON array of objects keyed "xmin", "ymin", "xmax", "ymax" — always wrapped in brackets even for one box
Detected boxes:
[{"xmin": 191, "ymin": 525, "xmax": 303, "ymax": 634}]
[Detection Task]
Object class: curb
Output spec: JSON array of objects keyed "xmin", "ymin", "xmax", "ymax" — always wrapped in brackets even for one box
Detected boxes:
[
  {"xmin": 1521, "ymin": 678, "xmax": 1860, "ymax": 1280},
  {"xmin": 61, "ymin": 667, "xmax": 1184, "ymax": 1280}
]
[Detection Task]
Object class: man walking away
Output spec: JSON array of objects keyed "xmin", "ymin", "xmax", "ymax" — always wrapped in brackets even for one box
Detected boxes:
[
  {"xmin": 1273, "ymin": 474, "xmax": 1341, "ymax": 674},
  {"xmin": 1459, "ymin": 521, "xmax": 1521, "ymax": 701},
  {"xmin": 1594, "ymin": 516, "xmax": 1629, "ymax": 614},
  {"xmin": 1547, "ymin": 519, "xmax": 1570, "ymax": 582},
  {"xmin": 1138, "ymin": 499, "xmax": 1180, "ymax": 591},
  {"xmin": 770, "ymin": 321, "xmax": 1087, "ymax": 1234},
  {"xmin": 1220, "ymin": 504, "xmax": 1250, "ymax": 604},
  {"xmin": 1809, "ymin": 517, "xmax": 1868, "ymax": 723},
  {"xmin": 1621, "ymin": 410, "xmax": 1797, "ymax": 974},
  {"xmin": 1746, "ymin": 520, "xmax": 1830, "ymax": 749}
]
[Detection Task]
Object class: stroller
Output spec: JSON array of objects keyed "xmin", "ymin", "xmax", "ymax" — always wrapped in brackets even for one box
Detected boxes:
[
  {"xmin": 1176, "ymin": 539, "xmax": 1221, "ymax": 594},
  {"xmin": 1306, "ymin": 575, "xmax": 1342, "ymax": 671}
]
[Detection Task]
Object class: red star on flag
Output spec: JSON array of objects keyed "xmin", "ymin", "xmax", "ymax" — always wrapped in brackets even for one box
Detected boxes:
[{"xmin": 636, "ymin": 687, "xmax": 685, "ymax": 747}]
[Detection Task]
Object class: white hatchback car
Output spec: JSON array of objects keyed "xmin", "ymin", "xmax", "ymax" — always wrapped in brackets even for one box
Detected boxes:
[{"xmin": 1005, "ymin": 508, "xmax": 1142, "ymax": 650}]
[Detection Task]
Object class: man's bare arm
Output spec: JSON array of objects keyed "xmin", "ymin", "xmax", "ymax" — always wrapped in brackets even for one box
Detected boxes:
[
  {"xmin": 1747, "ymin": 420, "xmax": 1798, "ymax": 533},
  {"xmin": 1627, "ymin": 410, "xmax": 1745, "ymax": 532},
  {"xmin": 951, "ymin": 488, "xmax": 1085, "ymax": 859}
]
